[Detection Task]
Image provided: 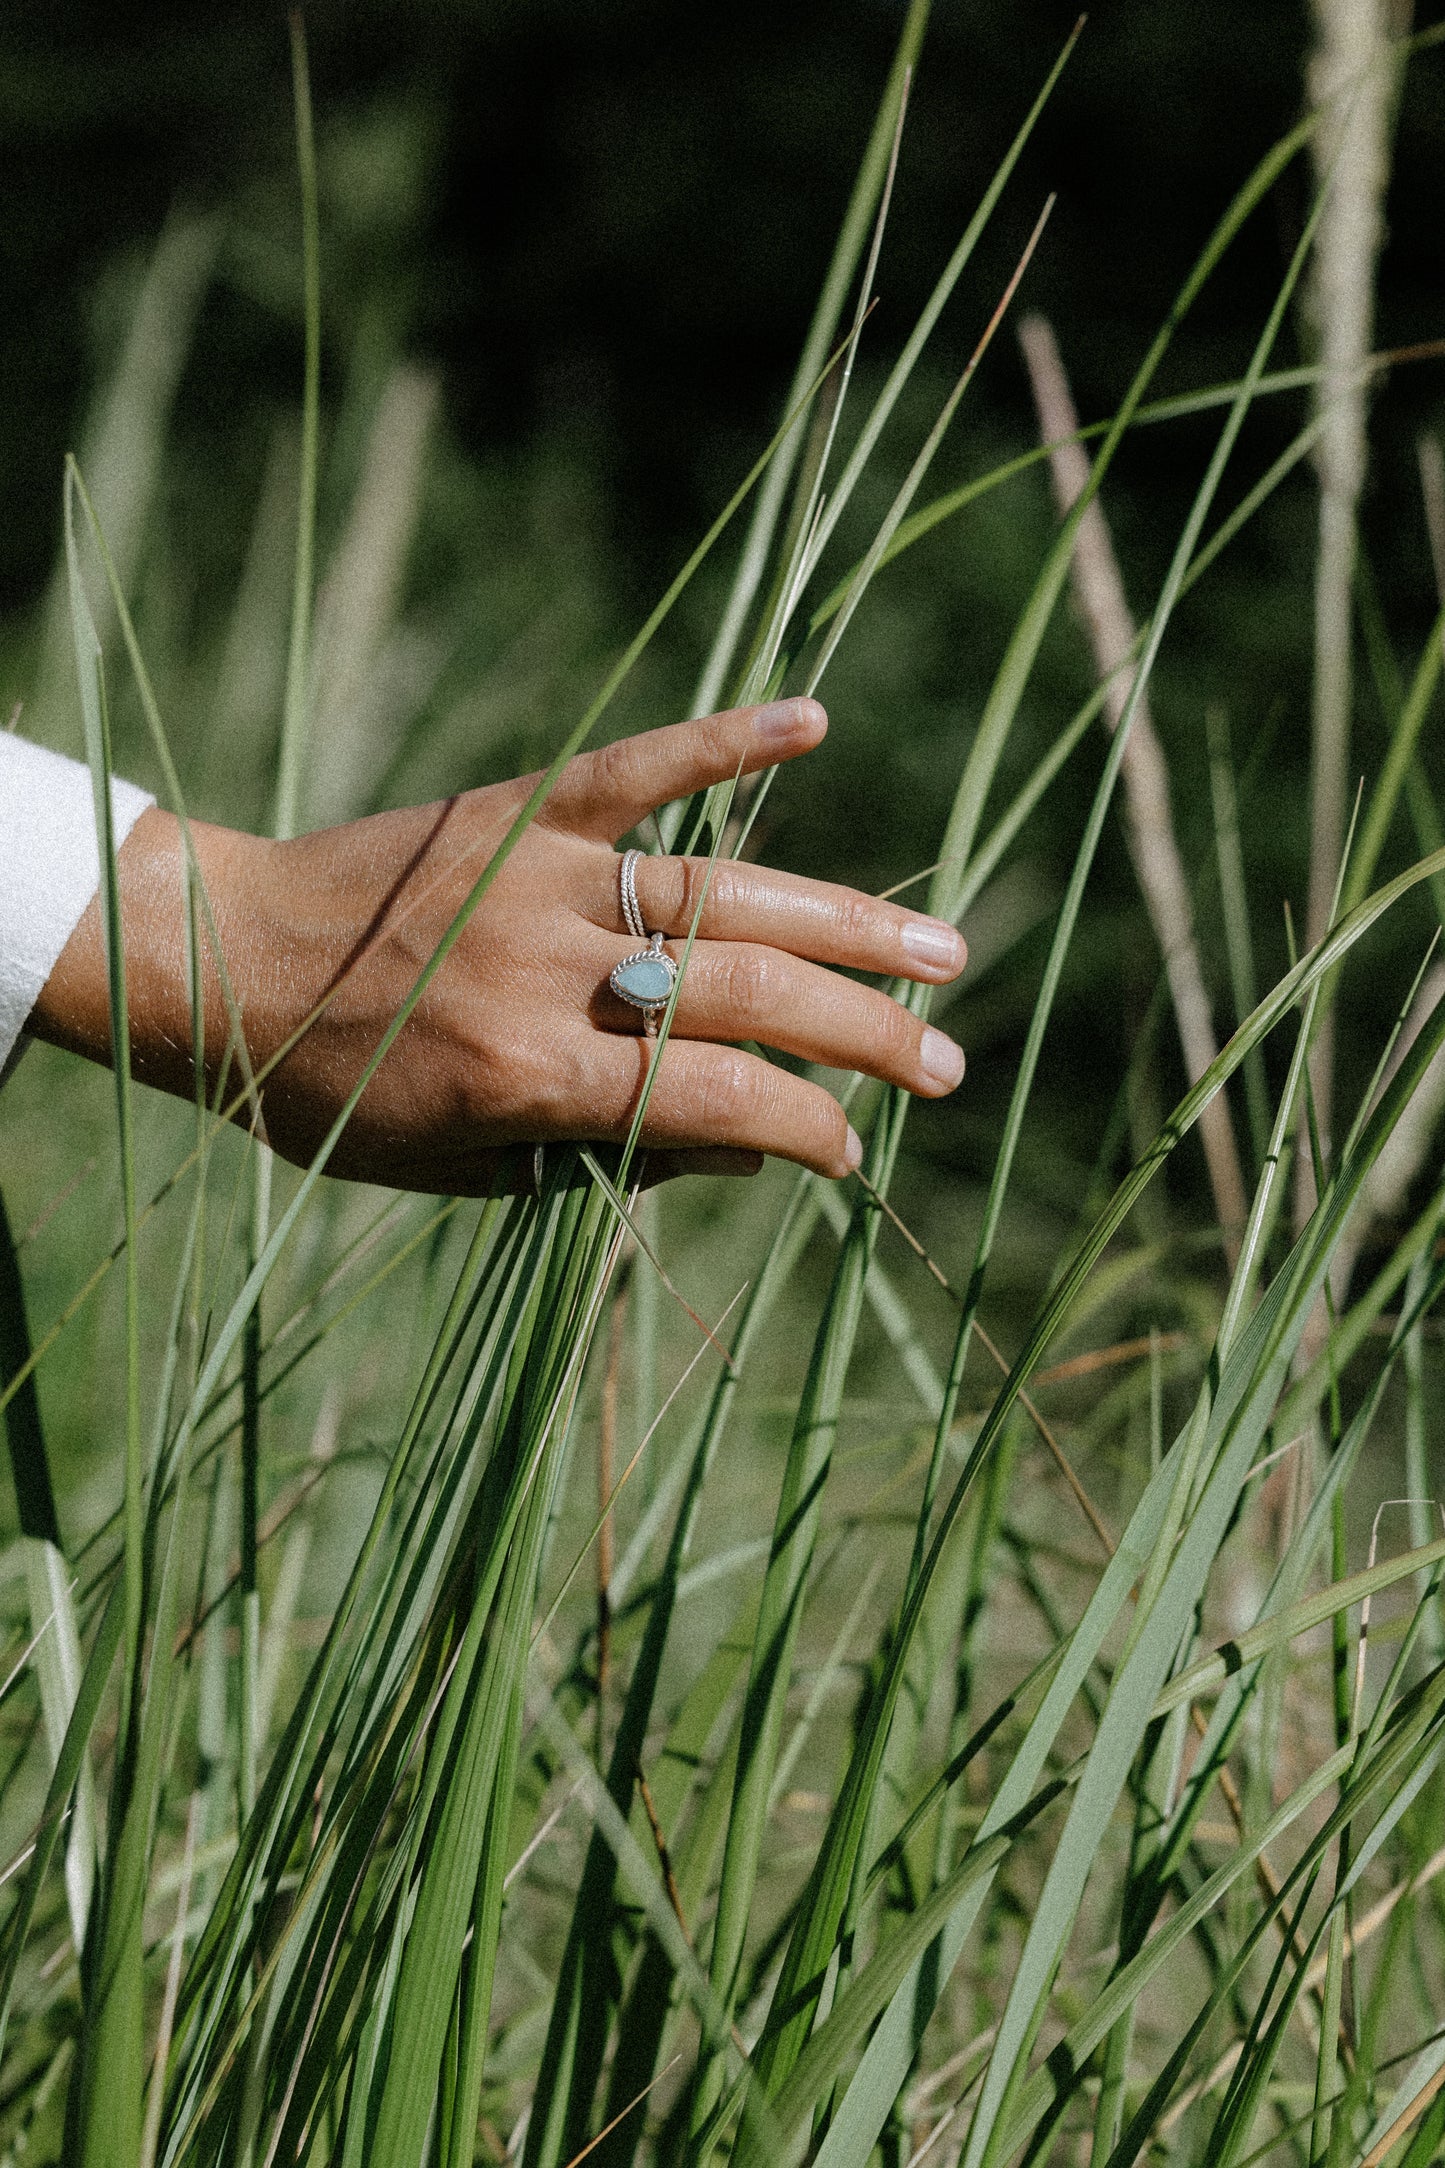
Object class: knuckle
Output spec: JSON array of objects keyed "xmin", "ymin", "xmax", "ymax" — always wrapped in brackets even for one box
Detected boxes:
[
  {"xmin": 591, "ymin": 735, "xmax": 637, "ymax": 800},
  {"xmin": 719, "ymin": 945, "xmax": 775, "ymax": 1020},
  {"xmin": 673, "ymin": 855, "xmax": 707, "ymax": 929},
  {"xmin": 703, "ymin": 711, "xmax": 740, "ymax": 766},
  {"xmin": 707, "ymin": 860, "xmax": 748, "ymax": 920},
  {"xmin": 464, "ymin": 1024, "xmax": 570, "ymax": 1132},
  {"xmin": 698, "ymin": 1049, "xmax": 756, "ymax": 1134},
  {"xmin": 839, "ymin": 886, "xmax": 879, "ymax": 949},
  {"xmin": 875, "ymin": 996, "xmax": 916, "ymax": 1061}
]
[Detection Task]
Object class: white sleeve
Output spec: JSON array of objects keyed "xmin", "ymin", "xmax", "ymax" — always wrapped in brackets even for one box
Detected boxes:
[{"xmin": 0, "ymin": 734, "xmax": 155, "ymax": 1075}]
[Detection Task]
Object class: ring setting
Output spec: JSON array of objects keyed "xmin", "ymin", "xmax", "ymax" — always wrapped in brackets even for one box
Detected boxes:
[
  {"xmin": 612, "ymin": 848, "xmax": 676, "ymax": 1035},
  {"xmin": 611, "ymin": 931, "xmax": 677, "ymax": 1019}
]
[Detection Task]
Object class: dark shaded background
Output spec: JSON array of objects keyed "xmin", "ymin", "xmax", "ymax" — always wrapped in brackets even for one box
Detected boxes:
[
  {"xmin": 3, "ymin": 0, "xmax": 1444, "ymax": 1243},
  {"xmin": 4, "ymin": 3, "xmax": 1442, "ymax": 604}
]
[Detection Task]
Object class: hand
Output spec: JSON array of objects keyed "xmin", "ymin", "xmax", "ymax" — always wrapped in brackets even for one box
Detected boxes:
[{"xmin": 31, "ymin": 699, "xmax": 967, "ymax": 1194}]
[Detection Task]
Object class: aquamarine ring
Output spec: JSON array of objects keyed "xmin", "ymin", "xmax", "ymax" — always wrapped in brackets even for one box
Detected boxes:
[{"xmin": 611, "ymin": 848, "xmax": 677, "ymax": 1036}]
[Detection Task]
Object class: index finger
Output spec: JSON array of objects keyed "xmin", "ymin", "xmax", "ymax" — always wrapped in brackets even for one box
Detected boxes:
[{"xmin": 538, "ymin": 698, "xmax": 827, "ymax": 842}]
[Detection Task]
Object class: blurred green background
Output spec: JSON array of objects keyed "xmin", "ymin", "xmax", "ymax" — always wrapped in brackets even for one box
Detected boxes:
[{"xmin": 1, "ymin": 0, "xmax": 1444, "ymax": 1528}]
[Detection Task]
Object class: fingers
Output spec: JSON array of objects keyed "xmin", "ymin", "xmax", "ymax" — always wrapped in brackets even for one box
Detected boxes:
[
  {"xmin": 615, "ymin": 856, "xmax": 966, "ymax": 983},
  {"xmin": 599, "ymin": 941, "xmax": 965, "ymax": 1099},
  {"xmin": 592, "ymin": 1035, "xmax": 863, "ymax": 1178},
  {"xmin": 542, "ymin": 698, "xmax": 827, "ymax": 842}
]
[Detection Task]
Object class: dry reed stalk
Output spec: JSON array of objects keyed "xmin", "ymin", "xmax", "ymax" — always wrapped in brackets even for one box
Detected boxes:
[
  {"xmin": 1301, "ymin": 438, "xmax": 1445, "ymax": 1329},
  {"xmin": 307, "ymin": 363, "xmax": 440, "ymax": 828},
  {"xmin": 1295, "ymin": 0, "xmax": 1401, "ymax": 1233},
  {"xmin": 37, "ymin": 216, "xmax": 217, "ymax": 727},
  {"xmin": 1361, "ymin": 2062, "xmax": 1445, "ymax": 2168},
  {"xmin": 1018, "ymin": 313, "xmax": 1247, "ymax": 1254},
  {"xmin": 1327, "ymin": 959, "xmax": 1445, "ymax": 1308}
]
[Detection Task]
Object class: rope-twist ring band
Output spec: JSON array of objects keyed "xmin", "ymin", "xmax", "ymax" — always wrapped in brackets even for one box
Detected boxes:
[{"xmin": 610, "ymin": 848, "xmax": 677, "ymax": 1037}]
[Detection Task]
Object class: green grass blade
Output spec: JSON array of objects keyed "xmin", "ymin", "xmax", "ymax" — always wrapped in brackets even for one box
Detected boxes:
[
  {"xmin": 686, "ymin": 1107, "xmax": 911, "ymax": 2145},
  {"xmin": 761, "ymin": 1792, "xmax": 1077, "ymax": 2167},
  {"xmin": 928, "ymin": 110, "xmax": 1318, "ymax": 926},
  {"xmin": 1342, "ymin": 604, "xmax": 1445, "ymax": 922},
  {"xmin": 0, "ymin": 1190, "xmax": 63, "ymax": 1549},
  {"xmin": 523, "ymin": 1173, "xmax": 827, "ymax": 2168},
  {"xmin": 63, "ymin": 472, "xmax": 151, "ymax": 2165},
  {"xmin": 996, "ymin": 1744, "xmax": 1353, "ymax": 2162},
  {"xmin": 749, "ymin": 134, "xmax": 1331, "ymax": 2123},
  {"xmin": 952, "ymin": 995, "xmax": 1445, "ymax": 2168},
  {"xmin": 272, "ymin": 12, "xmax": 321, "ymax": 846},
  {"xmin": 0, "ymin": 1191, "xmax": 98, "ymax": 1957},
  {"xmin": 791, "ymin": 23, "xmax": 1082, "ymax": 612},
  {"xmin": 526, "ymin": 1675, "xmax": 788, "ymax": 2168},
  {"xmin": 805, "ymin": 840, "xmax": 1445, "ymax": 2165},
  {"xmin": 1105, "ymin": 1662, "xmax": 1445, "ymax": 2164},
  {"xmin": 1207, "ymin": 705, "xmax": 1272, "ymax": 1169},
  {"xmin": 63, "ymin": 481, "xmax": 141, "ymax": 1715},
  {"xmin": 802, "ymin": 196, "xmax": 1055, "ymax": 700},
  {"xmin": 803, "ymin": 347, "xmax": 1436, "ymax": 633},
  {"xmin": 0, "ymin": 1580, "xmax": 123, "ymax": 2069},
  {"xmin": 686, "ymin": 0, "xmax": 929, "ymax": 721},
  {"xmin": 367, "ymin": 1195, "xmax": 619, "ymax": 2159},
  {"xmin": 1152, "ymin": 1534, "xmax": 1445, "ymax": 1721}
]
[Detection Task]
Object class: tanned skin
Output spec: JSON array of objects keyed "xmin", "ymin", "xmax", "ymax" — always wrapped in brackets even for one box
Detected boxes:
[{"xmin": 32, "ymin": 700, "xmax": 967, "ymax": 1195}]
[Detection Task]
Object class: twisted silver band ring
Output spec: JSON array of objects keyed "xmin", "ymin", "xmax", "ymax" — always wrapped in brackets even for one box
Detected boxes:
[
  {"xmin": 611, "ymin": 848, "xmax": 677, "ymax": 1037},
  {"xmin": 619, "ymin": 845, "xmax": 648, "ymax": 943}
]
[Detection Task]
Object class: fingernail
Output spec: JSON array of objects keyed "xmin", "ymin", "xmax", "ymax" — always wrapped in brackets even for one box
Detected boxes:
[
  {"xmin": 754, "ymin": 697, "xmax": 825, "ymax": 744},
  {"xmin": 920, "ymin": 1028, "xmax": 966, "ymax": 1089},
  {"xmin": 901, "ymin": 917, "xmax": 965, "ymax": 972},
  {"xmin": 843, "ymin": 1125, "xmax": 863, "ymax": 1171}
]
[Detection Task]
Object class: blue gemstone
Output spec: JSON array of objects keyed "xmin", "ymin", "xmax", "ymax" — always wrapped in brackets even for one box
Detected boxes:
[{"xmin": 613, "ymin": 954, "xmax": 675, "ymax": 1007}]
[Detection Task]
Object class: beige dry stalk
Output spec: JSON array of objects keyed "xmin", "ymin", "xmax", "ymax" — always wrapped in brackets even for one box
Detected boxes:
[
  {"xmin": 1296, "ymin": 0, "xmax": 1403, "ymax": 1233},
  {"xmin": 1327, "ymin": 959, "xmax": 1445, "ymax": 1310},
  {"xmin": 307, "ymin": 363, "xmax": 441, "ymax": 828},
  {"xmin": 1298, "ymin": 439, "xmax": 1445, "ymax": 1359},
  {"xmin": 1018, "ymin": 313, "xmax": 1247, "ymax": 1257}
]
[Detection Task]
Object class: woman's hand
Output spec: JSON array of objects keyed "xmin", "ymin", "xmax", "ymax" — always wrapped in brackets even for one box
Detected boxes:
[{"xmin": 31, "ymin": 699, "xmax": 967, "ymax": 1193}]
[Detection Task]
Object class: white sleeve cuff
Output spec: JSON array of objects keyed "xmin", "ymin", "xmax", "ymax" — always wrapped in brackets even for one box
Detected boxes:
[{"xmin": 0, "ymin": 735, "xmax": 155, "ymax": 1074}]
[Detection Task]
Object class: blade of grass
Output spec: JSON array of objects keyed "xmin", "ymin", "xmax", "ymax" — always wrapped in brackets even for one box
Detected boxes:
[
  {"xmin": 751, "ymin": 117, "xmax": 1336, "ymax": 2129},
  {"xmin": 273, "ymin": 8, "xmax": 321, "ymax": 848},
  {"xmin": 807, "ymin": 834, "xmax": 1445, "ymax": 2167},
  {"xmin": 951, "ymin": 996, "xmax": 1445, "ymax": 2168},
  {"xmin": 685, "ymin": 0, "xmax": 930, "ymax": 721},
  {"xmin": 804, "ymin": 197, "xmax": 1056, "ymax": 700},
  {"xmin": 1207, "ymin": 704, "xmax": 1273, "ymax": 1169},
  {"xmin": 523, "ymin": 1170, "xmax": 832, "ymax": 2167}
]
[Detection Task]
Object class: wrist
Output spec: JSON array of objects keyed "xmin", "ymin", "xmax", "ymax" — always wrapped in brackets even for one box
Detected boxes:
[{"xmin": 30, "ymin": 808, "xmax": 271, "ymax": 1098}]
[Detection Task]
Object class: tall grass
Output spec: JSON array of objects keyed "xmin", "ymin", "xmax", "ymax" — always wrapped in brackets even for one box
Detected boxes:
[{"xmin": 2, "ymin": 13, "xmax": 1445, "ymax": 2166}]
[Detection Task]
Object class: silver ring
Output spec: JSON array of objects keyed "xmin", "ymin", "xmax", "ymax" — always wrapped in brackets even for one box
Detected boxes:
[
  {"xmin": 619, "ymin": 847, "xmax": 649, "ymax": 943},
  {"xmin": 612, "ymin": 850, "xmax": 676, "ymax": 1037}
]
